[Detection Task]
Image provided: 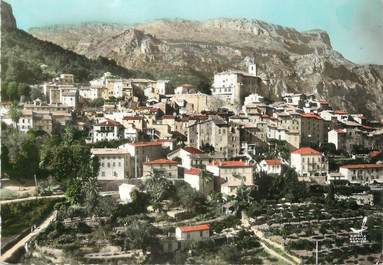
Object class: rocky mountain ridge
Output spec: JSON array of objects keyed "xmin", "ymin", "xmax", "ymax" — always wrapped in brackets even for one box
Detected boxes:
[
  {"xmin": 1, "ymin": 1, "xmax": 17, "ymax": 30},
  {"xmin": 26, "ymin": 18, "xmax": 383, "ymax": 120}
]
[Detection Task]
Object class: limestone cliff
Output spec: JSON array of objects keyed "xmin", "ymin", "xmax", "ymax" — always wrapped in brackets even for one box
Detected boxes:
[{"xmin": 29, "ymin": 19, "xmax": 383, "ymax": 119}]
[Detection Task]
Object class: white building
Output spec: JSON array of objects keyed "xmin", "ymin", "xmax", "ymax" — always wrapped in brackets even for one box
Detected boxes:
[
  {"xmin": 243, "ymin": 93, "xmax": 264, "ymax": 106},
  {"xmin": 91, "ymin": 148, "xmax": 130, "ymax": 180},
  {"xmin": 61, "ymin": 91, "xmax": 78, "ymax": 109},
  {"xmin": 290, "ymin": 147, "xmax": 328, "ymax": 183},
  {"xmin": 143, "ymin": 159, "xmax": 179, "ymax": 179},
  {"xmin": 79, "ymin": 86, "xmax": 102, "ymax": 101},
  {"xmin": 157, "ymin": 80, "xmax": 173, "ymax": 95},
  {"xmin": 175, "ymin": 224, "xmax": 210, "ymax": 241},
  {"xmin": 123, "ymin": 125, "xmax": 139, "ymax": 142},
  {"xmin": 339, "ymin": 164, "xmax": 383, "ymax": 184},
  {"xmin": 89, "ymin": 119, "xmax": 124, "ymax": 143},
  {"xmin": 211, "ymin": 65, "xmax": 261, "ymax": 105},
  {"xmin": 90, "ymin": 72, "xmax": 134, "ymax": 99},
  {"xmin": 184, "ymin": 167, "xmax": 214, "ymax": 196},
  {"xmin": 258, "ymin": 159, "xmax": 282, "ymax": 175},
  {"xmin": 328, "ymin": 129, "xmax": 347, "ymax": 150},
  {"xmin": 56, "ymin": 74, "xmax": 74, "ymax": 84},
  {"xmin": 17, "ymin": 113, "xmax": 33, "ymax": 133},
  {"xmin": 174, "ymin": 84, "xmax": 197, "ymax": 95},
  {"xmin": 167, "ymin": 146, "xmax": 205, "ymax": 169},
  {"xmin": 281, "ymin": 93, "xmax": 304, "ymax": 107}
]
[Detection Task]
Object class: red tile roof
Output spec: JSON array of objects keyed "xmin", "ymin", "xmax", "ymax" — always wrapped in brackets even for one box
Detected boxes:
[
  {"xmin": 340, "ymin": 164, "xmax": 383, "ymax": 169},
  {"xmin": 162, "ymin": 115, "xmax": 176, "ymax": 119},
  {"xmin": 149, "ymin": 107, "xmax": 160, "ymax": 113},
  {"xmin": 178, "ymin": 83, "xmax": 194, "ymax": 88},
  {"xmin": 264, "ymin": 159, "xmax": 282, "ymax": 166},
  {"xmin": 131, "ymin": 141, "xmax": 163, "ymax": 147},
  {"xmin": 189, "ymin": 115, "xmax": 208, "ymax": 121},
  {"xmin": 155, "ymin": 139, "xmax": 173, "ymax": 143},
  {"xmin": 369, "ymin": 151, "xmax": 382, "ymax": 158},
  {"xmin": 291, "ymin": 147, "xmax": 321, "ymax": 155},
  {"xmin": 301, "ymin": 113, "xmax": 322, "ymax": 120},
  {"xmin": 179, "ymin": 224, "xmax": 209, "ymax": 233},
  {"xmin": 184, "ymin": 167, "xmax": 201, "ymax": 175},
  {"xmin": 336, "ymin": 129, "xmax": 347, "ymax": 134},
  {"xmin": 144, "ymin": 159, "xmax": 177, "ymax": 165},
  {"xmin": 209, "ymin": 160, "xmax": 254, "ymax": 167},
  {"xmin": 182, "ymin": 146, "xmax": 204, "ymax": 154},
  {"xmin": 124, "ymin": 116, "xmax": 143, "ymax": 121},
  {"xmin": 334, "ymin": 110, "xmax": 347, "ymax": 115},
  {"xmin": 98, "ymin": 119, "xmax": 122, "ymax": 126}
]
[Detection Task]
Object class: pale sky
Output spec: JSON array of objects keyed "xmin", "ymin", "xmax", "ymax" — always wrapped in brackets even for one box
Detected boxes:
[{"xmin": 6, "ymin": 0, "xmax": 383, "ymax": 65}]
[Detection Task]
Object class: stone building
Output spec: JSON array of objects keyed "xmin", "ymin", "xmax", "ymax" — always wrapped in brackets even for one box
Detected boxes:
[
  {"xmin": 187, "ymin": 117, "xmax": 241, "ymax": 158},
  {"xmin": 211, "ymin": 65, "xmax": 262, "ymax": 105}
]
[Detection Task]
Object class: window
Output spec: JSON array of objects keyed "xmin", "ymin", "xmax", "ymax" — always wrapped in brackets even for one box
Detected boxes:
[
  {"xmin": 107, "ymin": 162, "xmax": 111, "ymax": 168},
  {"xmin": 187, "ymin": 233, "xmax": 191, "ymax": 239},
  {"xmin": 101, "ymin": 171, "xmax": 105, "ymax": 177}
]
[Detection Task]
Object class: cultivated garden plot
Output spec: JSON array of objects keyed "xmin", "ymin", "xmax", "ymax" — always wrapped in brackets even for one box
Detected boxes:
[{"xmin": 250, "ymin": 202, "xmax": 382, "ymax": 264}]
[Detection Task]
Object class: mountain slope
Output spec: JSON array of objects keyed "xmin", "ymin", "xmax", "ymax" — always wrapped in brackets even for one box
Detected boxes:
[
  {"xmin": 0, "ymin": 1, "xmax": 148, "ymax": 87},
  {"xmin": 29, "ymin": 19, "xmax": 383, "ymax": 119}
]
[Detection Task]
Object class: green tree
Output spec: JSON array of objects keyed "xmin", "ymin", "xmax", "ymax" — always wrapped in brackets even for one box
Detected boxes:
[
  {"xmin": 8, "ymin": 137, "xmax": 40, "ymax": 184},
  {"xmin": 17, "ymin": 83, "xmax": 30, "ymax": 98},
  {"xmin": 200, "ymin": 143, "xmax": 215, "ymax": 154},
  {"xmin": 123, "ymin": 220, "xmax": 159, "ymax": 251},
  {"xmin": 218, "ymin": 245, "xmax": 240, "ymax": 263},
  {"xmin": 91, "ymin": 98, "xmax": 104, "ymax": 107},
  {"xmin": 325, "ymin": 183, "xmax": 336, "ymax": 207},
  {"xmin": 39, "ymin": 127, "xmax": 99, "ymax": 207},
  {"xmin": 6, "ymin": 82, "xmax": 19, "ymax": 101},
  {"xmin": 319, "ymin": 143, "xmax": 337, "ymax": 156},
  {"xmin": 1, "ymin": 81, "xmax": 9, "ymax": 100},
  {"xmin": 236, "ymin": 229, "xmax": 261, "ymax": 250},
  {"xmin": 197, "ymin": 80, "xmax": 212, "ymax": 95},
  {"xmin": 175, "ymin": 181, "xmax": 207, "ymax": 213},
  {"xmin": 1, "ymin": 145, "xmax": 11, "ymax": 178},
  {"xmin": 231, "ymin": 184, "xmax": 256, "ymax": 215},
  {"xmin": 145, "ymin": 177, "xmax": 174, "ymax": 203},
  {"xmin": 9, "ymin": 101, "xmax": 22, "ymax": 127},
  {"xmin": 255, "ymin": 173, "xmax": 274, "ymax": 200},
  {"xmin": 30, "ymin": 86, "xmax": 44, "ymax": 100}
]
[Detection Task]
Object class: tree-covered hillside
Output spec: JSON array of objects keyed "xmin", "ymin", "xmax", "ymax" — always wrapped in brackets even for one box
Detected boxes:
[
  {"xmin": 0, "ymin": 0, "xmax": 151, "ymax": 101},
  {"xmin": 1, "ymin": 29, "xmax": 144, "ymax": 85}
]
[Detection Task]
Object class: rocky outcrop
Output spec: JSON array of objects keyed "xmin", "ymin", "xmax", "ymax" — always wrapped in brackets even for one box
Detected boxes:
[
  {"xmin": 29, "ymin": 19, "xmax": 383, "ymax": 119},
  {"xmin": 1, "ymin": 0, "xmax": 17, "ymax": 31}
]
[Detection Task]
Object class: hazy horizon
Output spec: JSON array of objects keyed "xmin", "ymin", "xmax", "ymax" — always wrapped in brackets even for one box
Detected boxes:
[{"xmin": 6, "ymin": 0, "xmax": 383, "ymax": 65}]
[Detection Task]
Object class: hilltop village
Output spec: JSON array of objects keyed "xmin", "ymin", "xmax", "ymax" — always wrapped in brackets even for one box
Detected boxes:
[{"xmin": 1, "ymin": 63, "xmax": 383, "ymax": 264}]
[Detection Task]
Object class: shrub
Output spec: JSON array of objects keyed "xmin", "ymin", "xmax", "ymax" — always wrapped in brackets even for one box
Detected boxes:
[
  {"xmin": 236, "ymin": 229, "xmax": 261, "ymax": 250},
  {"xmin": 77, "ymin": 222, "xmax": 92, "ymax": 234},
  {"xmin": 210, "ymin": 216, "xmax": 240, "ymax": 234},
  {"xmin": 287, "ymin": 239, "xmax": 315, "ymax": 250},
  {"xmin": 218, "ymin": 245, "xmax": 240, "ymax": 263}
]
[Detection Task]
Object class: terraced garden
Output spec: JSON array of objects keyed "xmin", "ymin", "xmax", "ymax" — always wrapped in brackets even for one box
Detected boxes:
[{"xmin": 250, "ymin": 202, "xmax": 382, "ymax": 264}]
